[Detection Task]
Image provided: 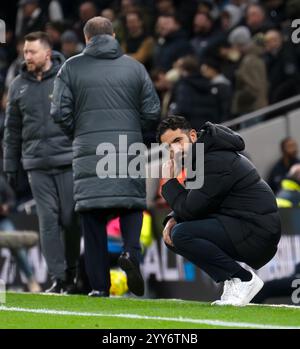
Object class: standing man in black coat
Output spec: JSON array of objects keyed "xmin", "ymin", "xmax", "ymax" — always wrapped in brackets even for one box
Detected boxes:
[
  {"xmin": 153, "ymin": 14, "xmax": 194, "ymax": 72},
  {"xmin": 157, "ymin": 116, "xmax": 281, "ymax": 306},
  {"xmin": 3, "ymin": 32, "xmax": 81, "ymax": 293},
  {"xmin": 51, "ymin": 17, "xmax": 161, "ymax": 297}
]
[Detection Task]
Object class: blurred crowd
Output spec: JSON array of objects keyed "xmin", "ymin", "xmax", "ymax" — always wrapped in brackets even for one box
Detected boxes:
[{"xmin": 1, "ymin": 0, "xmax": 300, "ymax": 133}]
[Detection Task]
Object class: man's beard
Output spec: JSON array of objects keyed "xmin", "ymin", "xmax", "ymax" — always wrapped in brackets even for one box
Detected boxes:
[{"xmin": 26, "ymin": 61, "xmax": 46, "ymax": 74}]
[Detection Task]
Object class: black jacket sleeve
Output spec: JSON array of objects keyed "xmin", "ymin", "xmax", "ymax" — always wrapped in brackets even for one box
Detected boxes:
[
  {"xmin": 50, "ymin": 63, "xmax": 75, "ymax": 139},
  {"xmin": 3, "ymin": 80, "xmax": 22, "ymax": 173},
  {"xmin": 162, "ymin": 210, "xmax": 182, "ymax": 226},
  {"xmin": 161, "ymin": 156, "xmax": 234, "ymax": 221}
]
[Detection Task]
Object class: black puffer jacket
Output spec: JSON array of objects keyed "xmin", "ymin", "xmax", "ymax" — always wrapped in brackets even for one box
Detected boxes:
[
  {"xmin": 153, "ymin": 29, "xmax": 194, "ymax": 71},
  {"xmin": 3, "ymin": 52, "xmax": 73, "ymax": 172},
  {"xmin": 169, "ymin": 75, "xmax": 225, "ymax": 131},
  {"xmin": 51, "ymin": 35, "xmax": 160, "ymax": 212},
  {"xmin": 162, "ymin": 122, "xmax": 281, "ymax": 269}
]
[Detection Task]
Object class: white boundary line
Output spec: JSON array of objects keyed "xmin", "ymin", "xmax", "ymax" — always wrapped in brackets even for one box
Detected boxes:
[
  {"xmin": 0, "ymin": 306, "xmax": 300, "ymax": 329},
  {"xmin": 9, "ymin": 292, "xmax": 300, "ymax": 309}
]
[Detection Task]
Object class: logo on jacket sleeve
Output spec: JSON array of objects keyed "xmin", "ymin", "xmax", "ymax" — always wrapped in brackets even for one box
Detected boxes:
[{"xmin": 19, "ymin": 84, "xmax": 28, "ymax": 95}]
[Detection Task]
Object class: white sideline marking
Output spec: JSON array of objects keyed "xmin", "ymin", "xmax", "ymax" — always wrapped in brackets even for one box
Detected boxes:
[
  {"xmin": 14, "ymin": 293, "xmax": 300, "ymax": 309},
  {"xmin": 0, "ymin": 306, "xmax": 299, "ymax": 329},
  {"xmin": 250, "ymin": 303, "xmax": 300, "ymax": 310}
]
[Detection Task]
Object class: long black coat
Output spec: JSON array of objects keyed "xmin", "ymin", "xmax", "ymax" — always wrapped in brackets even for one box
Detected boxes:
[
  {"xmin": 162, "ymin": 122, "xmax": 281, "ymax": 269},
  {"xmin": 51, "ymin": 35, "xmax": 161, "ymax": 212}
]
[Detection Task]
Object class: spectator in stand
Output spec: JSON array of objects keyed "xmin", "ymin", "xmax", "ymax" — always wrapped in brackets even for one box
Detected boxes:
[
  {"xmin": 73, "ymin": 1, "xmax": 98, "ymax": 43},
  {"xmin": 169, "ymin": 55, "xmax": 223, "ymax": 130},
  {"xmin": 155, "ymin": 0, "xmax": 176, "ymax": 16},
  {"xmin": 153, "ymin": 14, "xmax": 194, "ymax": 72},
  {"xmin": 61, "ymin": 30, "xmax": 83, "ymax": 59},
  {"xmin": 268, "ymin": 138, "xmax": 300, "ymax": 194},
  {"xmin": 229, "ymin": 26, "xmax": 268, "ymax": 116},
  {"xmin": 120, "ymin": 0, "xmax": 139, "ymax": 16},
  {"xmin": 45, "ymin": 21, "xmax": 65, "ymax": 52},
  {"xmin": 151, "ymin": 68, "xmax": 177, "ymax": 118},
  {"xmin": 119, "ymin": 0, "xmax": 154, "ymax": 30},
  {"xmin": 101, "ymin": 8, "xmax": 126, "ymax": 43},
  {"xmin": 200, "ymin": 56, "xmax": 233, "ymax": 122},
  {"xmin": 220, "ymin": 4, "xmax": 243, "ymax": 32},
  {"xmin": 214, "ymin": 39, "xmax": 242, "ymax": 84},
  {"xmin": 245, "ymin": 4, "xmax": 274, "ymax": 37},
  {"xmin": 122, "ymin": 10, "xmax": 154, "ymax": 69},
  {"xmin": 264, "ymin": 29, "xmax": 300, "ymax": 103},
  {"xmin": 16, "ymin": 0, "xmax": 47, "ymax": 38},
  {"xmin": 190, "ymin": 12, "xmax": 223, "ymax": 62},
  {"xmin": 155, "ymin": 0, "xmax": 198, "ymax": 36}
]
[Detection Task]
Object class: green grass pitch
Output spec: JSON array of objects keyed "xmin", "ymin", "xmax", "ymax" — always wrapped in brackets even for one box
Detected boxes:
[{"xmin": 0, "ymin": 293, "xmax": 300, "ymax": 329}]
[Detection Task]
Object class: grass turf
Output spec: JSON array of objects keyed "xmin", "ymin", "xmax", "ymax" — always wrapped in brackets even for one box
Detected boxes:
[{"xmin": 0, "ymin": 293, "xmax": 300, "ymax": 329}]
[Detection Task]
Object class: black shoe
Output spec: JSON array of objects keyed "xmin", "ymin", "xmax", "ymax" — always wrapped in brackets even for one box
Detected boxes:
[
  {"xmin": 88, "ymin": 290, "xmax": 109, "ymax": 297},
  {"xmin": 118, "ymin": 252, "xmax": 144, "ymax": 296},
  {"xmin": 64, "ymin": 283, "xmax": 79, "ymax": 295},
  {"xmin": 45, "ymin": 279, "xmax": 66, "ymax": 294}
]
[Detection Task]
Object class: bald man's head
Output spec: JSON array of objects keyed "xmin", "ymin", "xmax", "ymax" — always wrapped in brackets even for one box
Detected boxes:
[{"xmin": 83, "ymin": 16, "xmax": 114, "ymax": 42}]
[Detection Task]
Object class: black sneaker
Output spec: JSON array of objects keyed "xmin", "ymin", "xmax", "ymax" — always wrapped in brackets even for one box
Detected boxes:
[
  {"xmin": 45, "ymin": 279, "xmax": 66, "ymax": 294},
  {"xmin": 118, "ymin": 252, "xmax": 144, "ymax": 296},
  {"xmin": 88, "ymin": 290, "xmax": 109, "ymax": 297},
  {"xmin": 64, "ymin": 283, "xmax": 79, "ymax": 295}
]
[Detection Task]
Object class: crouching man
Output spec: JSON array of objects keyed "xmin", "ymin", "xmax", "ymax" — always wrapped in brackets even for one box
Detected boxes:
[{"xmin": 157, "ymin": 116, "xmax": 281, "ymax": 306}]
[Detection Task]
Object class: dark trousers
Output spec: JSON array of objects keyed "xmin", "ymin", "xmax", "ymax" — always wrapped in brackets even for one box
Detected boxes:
[
  {"xmin": 168, "ymin": 218, "xmax": 245, "ymax": 283},
  {"xmin": 29, "ymin": 167, "xmax": 81, "ymax": 282},
  {"xmin": 80, "ymin": 209, "xmax": 143, "ymax": 292}
]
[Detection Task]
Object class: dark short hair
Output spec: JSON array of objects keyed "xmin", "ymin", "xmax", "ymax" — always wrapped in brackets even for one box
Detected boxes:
[
  {"xmin": 156, "ymin": 115, "xmax": 192, "ymax": 142},
  {"xmin": 177, "ymin": 55, "xmax": 199, "ymax": 75},
  {"xmin": 24, "ymin": 31, "xmax": 52, "ymax": 48},
  {"xmin": 83, "ymin": 16, "xmax": 113, "ymax": 39}
]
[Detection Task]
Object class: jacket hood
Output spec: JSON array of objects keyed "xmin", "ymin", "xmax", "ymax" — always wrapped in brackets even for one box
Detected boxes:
[
  {"xmin": 197, "ymin": 122, "xmax": 245, "ymax": 153},
  {"xmin": 223, "ymin": 4, "xmax": 243, "ymax": 29},
  {"xmin": 21, "ymin": 50, "xmax": 65, "ymax": 81},
  {"xmin": 83, "ymin": 34, "xmax": 123, "ymax": 59}
]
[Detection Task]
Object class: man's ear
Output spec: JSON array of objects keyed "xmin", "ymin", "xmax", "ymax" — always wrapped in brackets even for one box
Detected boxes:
[
  {"xmin": 46, "ymin": 48, "xmax": 52, "ymax": 61},
  {"xmin": 190, "ymin": 129, "xmax": 198, "ymax": 143},
  {"xmin": 113, "ymin": 32, "xmax": 116, "ymax": 38}
]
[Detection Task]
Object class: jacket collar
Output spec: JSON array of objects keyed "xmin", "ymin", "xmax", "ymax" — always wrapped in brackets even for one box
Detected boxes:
[{"xmin": 83, "ymin": 34, "xmax": 123, "ymax": 59}]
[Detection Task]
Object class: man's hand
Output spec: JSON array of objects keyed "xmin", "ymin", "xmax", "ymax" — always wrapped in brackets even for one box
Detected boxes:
[
  {"xmin": 5, "ymin": 172, "xmax": 18, "ymax": 189},
  {"xmin": 162, "ymin": 159, "xmax": 175, "ymax": 179},
  {"xmin": 162, "ymin": 145, "xmax": 183, "ymax": 180},
  {"xmin": 163, "ymin": 217, "xmax": 177, "ymax": 246}
]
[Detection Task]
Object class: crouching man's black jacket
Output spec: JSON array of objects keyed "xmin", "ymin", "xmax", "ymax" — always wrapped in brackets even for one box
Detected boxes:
[{"xmin": 162, "ymin": 122, "xmax": 281, "ymax": 269}]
